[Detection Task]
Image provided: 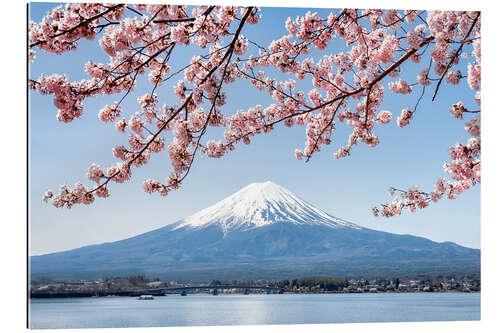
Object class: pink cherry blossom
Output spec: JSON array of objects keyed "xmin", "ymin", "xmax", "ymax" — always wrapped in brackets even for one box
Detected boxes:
[
  {"xmin": 417, "ymin": 68, "xmax": 431, "ymax": 86},
  {"xmin": 450, "ymin": 102, "xmax": 465, "ymax": 120},
  {"xmin": 98, "ymin": 104, "xmax": 121, "ymax": 123},
  {"xmin": 445, "ymin": 70, "xmax": 461, "ymax": 85},
  {"xmin": 28, "ymin": 5, "xmax": 480, "ymax": 216},
  {"xmin": 376, "ymin": 110, "xmax": 392, "ymax": 124},
  {"xmin": 396, "ymin": 109, "xmax": 413, "ymax": 127},
  {"xmin": 388, "ymin": 79, "xmax": 412, "ymax": 94}
]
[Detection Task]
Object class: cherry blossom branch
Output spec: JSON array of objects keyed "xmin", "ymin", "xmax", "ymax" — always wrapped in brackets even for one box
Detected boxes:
[
  {"xmin": 29, "ymin": 4, "xmax": 125, "ymax": 48},
  {"xmin": 153, "ymin": 6, "xmax": 215, "ymax": 24},
  {"xmin": 64, "ymin": 7, "xmax": 255, "ymax": 204},
  {"xmin": 224, "ymin": 35, "xmax": 434, "ymax": 155},
  {"xmin": 32, "ymin": 7, "xmax": 480, "ymax": 215},
  {"xmin": 125, "ymin": 5, "xmax": 143, "ymax": 17},
  {"xmin": 431, "ymin": 12, "xmax": 480, "ymax": 101},
  {"xmin": 305, "ymin": 98, "xmax": 345, "ymax": 162}
]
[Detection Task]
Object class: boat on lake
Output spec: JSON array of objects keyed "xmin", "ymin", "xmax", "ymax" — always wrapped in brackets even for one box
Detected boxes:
[{"xmin": 137, "ymin": 295, "xmax": 154, "ymax": 300}]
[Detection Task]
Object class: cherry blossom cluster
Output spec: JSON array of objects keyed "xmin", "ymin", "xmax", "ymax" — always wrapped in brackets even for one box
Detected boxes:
[
  {"xmin": 31, "ymin": 4, "xmax": 258, "ymax": 207},
  {"xmin": 388, "ymin": 79, "xmax": 412, "ymax": 94},
  {"xmin": 29, "ymin": 5, "xmax": 480, "ymax": 216},
  {"xmin": 29, "ymin": 3, "xmax": 126, "ymax": 58},
  {"xmin": 374, "ymin": 11, "xmax": 481, "ymax": 217},
  {"xmin": 396, "ymin": 109, "xmax": 413, "ymax": 128},
  {"xmin": 417, "ymin": 68, "xmax": 431, "ymax": 86},
  {"xmin": 374, "ymin": 107, "xmax": 480, "ymax": 218}
]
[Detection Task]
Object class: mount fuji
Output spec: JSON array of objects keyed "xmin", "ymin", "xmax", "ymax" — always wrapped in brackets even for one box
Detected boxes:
[{"xmin": 30, "ymin": 181, "xmax": 480, "ymax": 280}]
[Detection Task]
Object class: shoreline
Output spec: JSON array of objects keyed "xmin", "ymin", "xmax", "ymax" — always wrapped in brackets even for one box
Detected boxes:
[{"xmin": 30, "ymin": 290, "xmax": 480, "ymax": 299}]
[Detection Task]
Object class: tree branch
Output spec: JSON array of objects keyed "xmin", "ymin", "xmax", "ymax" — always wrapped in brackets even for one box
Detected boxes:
[
  {"xmin": 29, "ymin": 4, "xmax": 125, "ymax": 48},
  {"xmin": 431, "ymin": 12, "xmax": 480, "ymax": 101}
]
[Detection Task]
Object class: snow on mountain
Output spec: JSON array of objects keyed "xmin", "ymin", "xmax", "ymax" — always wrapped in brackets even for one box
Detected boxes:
[{"xmin": 174, "ymin": 181, "xmax": 361, "ymax": 233}]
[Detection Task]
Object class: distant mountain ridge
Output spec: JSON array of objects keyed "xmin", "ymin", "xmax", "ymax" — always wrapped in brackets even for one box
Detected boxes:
[{"xmin": 30, "ymin": 182, "xmax": 480, "ymax": 280}]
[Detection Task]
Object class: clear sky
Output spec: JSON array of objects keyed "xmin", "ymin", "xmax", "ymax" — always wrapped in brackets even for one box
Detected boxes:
[{"xmin": 28, "ymin": 2, "xmax": 480, "ymax": 255}]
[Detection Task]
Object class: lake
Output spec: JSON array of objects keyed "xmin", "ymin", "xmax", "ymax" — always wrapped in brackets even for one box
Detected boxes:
[{"xmin": 29, "ymin": 292, "xmax": 480, "ymax": 329}]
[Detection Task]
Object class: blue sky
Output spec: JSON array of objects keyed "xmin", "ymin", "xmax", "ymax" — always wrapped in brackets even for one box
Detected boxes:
[{"xmin": 29, "ymin": 3, "xmax": 480, "ymax": 255}]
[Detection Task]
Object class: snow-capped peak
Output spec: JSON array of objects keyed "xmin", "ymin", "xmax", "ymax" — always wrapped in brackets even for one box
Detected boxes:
[{"xmin": 174, "ymin": 181, "xmax": 361, "ymax": 232}]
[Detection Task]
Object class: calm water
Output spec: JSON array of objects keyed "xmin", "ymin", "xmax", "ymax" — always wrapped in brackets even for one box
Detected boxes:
[{"xmin": 29, "ymin": 292, "xmax": 480, "ymax": 329}]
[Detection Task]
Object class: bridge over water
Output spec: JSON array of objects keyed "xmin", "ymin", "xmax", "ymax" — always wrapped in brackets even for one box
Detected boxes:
[{"xmin": 30, "ymin": 285, "xmax": 284, "ymax": 298}]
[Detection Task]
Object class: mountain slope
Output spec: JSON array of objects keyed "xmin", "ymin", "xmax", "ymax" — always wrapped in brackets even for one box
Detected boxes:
[{"xmin": 30, "ymin": 182, "xmax": 480, "ymax": 280}]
